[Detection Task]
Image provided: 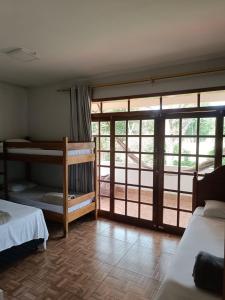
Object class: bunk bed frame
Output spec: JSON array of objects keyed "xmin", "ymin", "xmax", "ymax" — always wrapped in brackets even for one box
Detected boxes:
[{"xmin": 0, "ymin": 137, "xmax": 98, "ymax": 237}]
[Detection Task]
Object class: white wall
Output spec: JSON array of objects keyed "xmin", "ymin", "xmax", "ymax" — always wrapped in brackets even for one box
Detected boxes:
[
  {"xmin": 0, "ymin": 82, "xmax": 28, "ymax": 140},
  {"xmin": 0, "ymin": 82, "xmax": 28, "ymax": 181}
]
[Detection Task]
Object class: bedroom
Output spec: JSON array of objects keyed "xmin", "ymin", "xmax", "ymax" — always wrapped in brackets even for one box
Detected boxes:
[{"xmin": 0, "ymin": 1, "xmax": 224, "ymax": 299}]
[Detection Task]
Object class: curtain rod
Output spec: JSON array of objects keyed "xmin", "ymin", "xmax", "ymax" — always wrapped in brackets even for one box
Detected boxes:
[{"xmin": 57, "ymin": 67, "xmax": 225, "ymax": 92}]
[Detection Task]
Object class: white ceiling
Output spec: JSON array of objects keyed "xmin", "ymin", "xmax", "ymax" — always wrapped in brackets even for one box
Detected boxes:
[{"xmin": 0, "ymin": 0, "xmax": 225, "ymax": 87}]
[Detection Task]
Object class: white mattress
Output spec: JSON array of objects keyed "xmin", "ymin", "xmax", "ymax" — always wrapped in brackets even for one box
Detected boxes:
[
  {"xmin": 0, "ymin": 200, "xmax": 49, "ymax": 252},
  {"xmin": 0, "ymin": 146, "xmax": 91, "ymax": 156},
  {"xmin": 9, "ymin": 186, "xmax": 93, "ymax": 214},
  {"xmin": 155, "ymin": 207, "xmax": 224, "ymax": 300}
]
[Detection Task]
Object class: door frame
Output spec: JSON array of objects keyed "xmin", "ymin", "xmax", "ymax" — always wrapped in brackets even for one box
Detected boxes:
[{"xmin": 92, "ymin": 108, "xmax": 225, "ymax": 234}]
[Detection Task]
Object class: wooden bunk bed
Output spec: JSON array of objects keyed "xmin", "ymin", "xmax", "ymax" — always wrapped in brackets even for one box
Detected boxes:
[{"xmin": 0, "ymin": 137, "xmax": 98, "ymax": 237}]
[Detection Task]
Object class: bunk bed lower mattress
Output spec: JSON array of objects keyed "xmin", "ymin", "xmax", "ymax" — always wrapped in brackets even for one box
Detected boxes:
[
  {"xmin": 0, "ymin": 147, "xmax": 91, "ymax": 156},
  {"xmin": 9, "ymin": 186, "xmax": 94, "ymax": 214}
]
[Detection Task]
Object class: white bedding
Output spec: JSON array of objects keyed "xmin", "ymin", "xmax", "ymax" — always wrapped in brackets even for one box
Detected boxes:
[
  {"xmin": 0, "ymin": 200, "xmax": 49, "ymax": 252},
  {"xmin": 0, "ymin": 146, "xmax": 91, "ymax": 156},
  {"xmin": 9, "ymin": 186, "xmax": 93, "ymax": 214},
  {"xmin": 155, "ymin": 207, "xmax": 224, "ymax": 300}
]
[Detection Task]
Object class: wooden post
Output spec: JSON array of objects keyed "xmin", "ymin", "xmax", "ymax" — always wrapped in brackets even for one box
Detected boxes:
[
  {"xmin": 3, "ymin": 141, "xmax": 8, "ymax": 200},
  {"xmin": 63, "ymin": 137, "xmax": 69, "ymax": 237},
  {"xmin": 192, "ymin": 172, "xmax": 198, "ymax": 212},
  {"xmin": 94, "ymin": 137, "xmax": 98, "ymax": 220}
]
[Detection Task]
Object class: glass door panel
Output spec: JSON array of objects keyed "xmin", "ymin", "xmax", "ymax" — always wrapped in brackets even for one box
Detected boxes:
[
  {"xmin": 113, "ymin": 118, "xmax": 155, "ymax": 222},
  {"xmin": 162, "ymin": 116, "xmax": 217, "ymax": 229}
]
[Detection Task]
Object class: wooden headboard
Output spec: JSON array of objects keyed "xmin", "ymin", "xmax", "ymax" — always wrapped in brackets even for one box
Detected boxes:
[{"xmin": 193, "ymin": 166, "xmax": 225, "ymax": 211}]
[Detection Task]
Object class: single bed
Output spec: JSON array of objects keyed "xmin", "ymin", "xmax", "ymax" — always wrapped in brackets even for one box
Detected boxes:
[
  {"xmin": 155, "ymin": 167, "xmax": 225, "ymax": 300},
  {"xmin": 0, "ymin": 200, "xmax": 49, "ymax": 252},
  {"xmin": 9, "ymin": 185, "xmax": 94, "ymax": 214}
]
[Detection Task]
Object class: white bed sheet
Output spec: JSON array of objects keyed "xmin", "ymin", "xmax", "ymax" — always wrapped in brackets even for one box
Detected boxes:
[
  {"xmin": 0, "ymin": 146, "xmax": 91, "ymax": 156},
  {"xmin": 155, "ymin": 207, "xmax": 224, "ymax": 300},
  {"xmin": 9, "ymin": 186, "xmax": 94, "ymax": 214},
  {"xmin": 0, "ymin": 200, "xmax": 49, "ymax": 252}
]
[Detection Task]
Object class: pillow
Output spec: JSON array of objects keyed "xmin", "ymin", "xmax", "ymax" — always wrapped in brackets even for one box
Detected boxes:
[
  {"xmin": 41, "ymin": 193, "xmax": 74, "ymax": 206},
  {"xmin": 203, "ymin": 200, "xmax": 225, "ymax": 219},
  {"xmin": 193, "ymin": 251, "xmax": 224, "ymax": 295},
  {"xmin": 8, "ymin": 181, "xmax": 37, "ymax": 193},
  {"xmin": 6, "ymin": 139, "xmax": 30, "ymax": 143},
  {"xmin": 0, "ymin": 210, "xmax": 11, "ymax": 225}
]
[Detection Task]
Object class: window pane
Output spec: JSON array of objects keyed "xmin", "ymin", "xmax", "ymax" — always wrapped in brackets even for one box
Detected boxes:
[
  {"xmin": 100, "ymin": 167, "xmax": 110, "ymax": 181},
  {"xmin": 199, "ymin": 118, "xmax": 216, "ymax": 135},
  {"xmin": 141, "ymin": 120, "xmax": 154, "ymax": 135},
  {"xmin": 127, "ymin": 202, "xmax": 138, "ymax": 218},
  {"xmin": 114, "ymin": 184, "xmax": 125, "ymax": 199},
  {"xmin": 140, "ymin": 205, "xmax": 153, "ymax": 220},
  {"xmin": 180, "ymin": 175, "xmax": 192, "ymax": 192},
  {"xmin": 115, "ymin": 152, "xmax": 126, "ymax": 167},
  {"xmin": 100, "ymin": 121, "xmax": 110, "ymax": 135},
  {"xmin": 199, "ymin": 138, "xmax": 215, "ymax": 155},
  {"xmin": 100, "ymin": 152, "xmax": 110, "ymax": 166},
  {"xmin": 100, "ymin": 197, "xmax": 110, "ymax": 211},
  {"xmin": 127, "ymin": 170, "xmax": 139, "ymax": 185},
  {"xmin": 165, "ymin": 138, "xmax": 179, "ymax": 154},
  {"xmin": 140, "ymin": 188, "xmax": 153, "ymax": 204},
  {"xmin": 164, "ymin": 191, "xmax": 177, "ymax": 208},
  {"xmin": 165, "ymin": 119, "xmax": 179, "ymax": 135},
  {"xmin": 128, "ymin": 137, "xmax": 139, "ymax": 152},
  {"xmin": 115, "ymin": 121, "xmax": 126, "ymax": 135},
  {"xmin": 141, "ymin": 171, "xmax": 153, "ymax": 187},
  {"xmin": 130, "ymin": 97, "xmax": 160, "ymax": 111},
  {"xmin": 182, "ymin": 118, "xmax": 197, "ymax": 135},
  {"xmin": 162, "ymin": 93, "xmax": 197, "ymax": 109},
  {"xmin": 100, "ymin": 182, "xmax": 110, "ymax": 197},
  {"xmin": 141, "ymin": 137, "xmax": 154, "ymax": 153},
  {"xmin": 128, "ymin": 154, "xmax": 139, "ymax": 169},
  {"xmin": 164, "ymin": 155, "xmax": 178, "ymax": 172},
  {"xmin": 163, "ymin": 208, "xmax": 177, "ymax": 226},
  {"xmin": 115, "ymin": 168, "xmax": 125, "ymax": 183},
  {"xmin": 127, "ymin": 186, "xmax": 139, "ymax": 201},
  {"xmin": 181, "ymin": 138, "xmax": 196, "ymax": 155},
  {"xmin": 115, "ymin": 137, "xmax": 126, "ymax": 151},
  {"xmin": 200, "ymin": 90, "xmax": 225, "ymax": 107},
  {"xmin": 198, "ymin": 157, "xmax": 214, "ymax": 173},
  {"xmin": 114, "ymin": 200, "xmax": 125, "ymax": 215},
  {"xmin": 128, "ymin": 120, "xmax": 140, "ymax": 135},
  {"xmin": 102, "ymin": 100, "xmax": 128, "ymax": 113},
  {"xmin": 164, "ymin": 174, "xmax": 178, "ymax": 190},
  {"xmin": 91, "ymin": 102, "xmax": 101, "ymax": 113},
  {"xmin": 141, "ymin": 154, "xmax": 153, "ymax": 169},
  {"xmin": 181, "ymin": 156, "xmax": 196, "ymax": 173},
  {"xmin": 91, "ymin": 122, "xmax": 99, "ymax": 135},
  {"xmin": 100, "ymin": 137, "xmax": 110, "ymax": 150},
  {"xmin": 180, "ymin": 193, "xmax": 192, "ymax": 211}
]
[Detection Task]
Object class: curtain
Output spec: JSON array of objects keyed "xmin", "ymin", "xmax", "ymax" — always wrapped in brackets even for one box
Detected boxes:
[{"xmin": 69, "ymin": 85, "xmax": 93, "ymax": 193}]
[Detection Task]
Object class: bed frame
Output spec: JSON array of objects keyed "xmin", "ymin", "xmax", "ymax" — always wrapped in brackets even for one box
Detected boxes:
[
  {"xmin": 193, "ymin": 165, "xmax": 225, "ymax": 210},
  {"xmin": 193, "ymin": 166, "xmax": 225, "ymax": 298},
  {"xmin": 1, "ymin": 137, "xmax": 98, "ymax": 237}
]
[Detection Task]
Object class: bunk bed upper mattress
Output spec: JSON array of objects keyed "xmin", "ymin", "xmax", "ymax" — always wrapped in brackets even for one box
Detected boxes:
[
  {"xmin": 0, "ymin": 147, "xmax": 91, "ymax": 156},
  {"xmin": 9, "ymin": 186, "xmax": 94, "ymax": 214},
  {"xmin": 0, "ymin": 200, "xmax": 48, "ymax": 252}
]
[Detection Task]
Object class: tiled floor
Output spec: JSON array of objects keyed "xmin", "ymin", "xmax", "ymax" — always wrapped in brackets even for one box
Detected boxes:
[{"xmin": 0, "ymin": 217, "xmax": 180, "ymax": 300}]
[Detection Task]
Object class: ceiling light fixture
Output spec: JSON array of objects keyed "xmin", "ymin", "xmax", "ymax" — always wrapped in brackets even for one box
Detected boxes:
[{"xmin": 1, "ymin": 47, "xmax": 40, "ymax": 62}]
